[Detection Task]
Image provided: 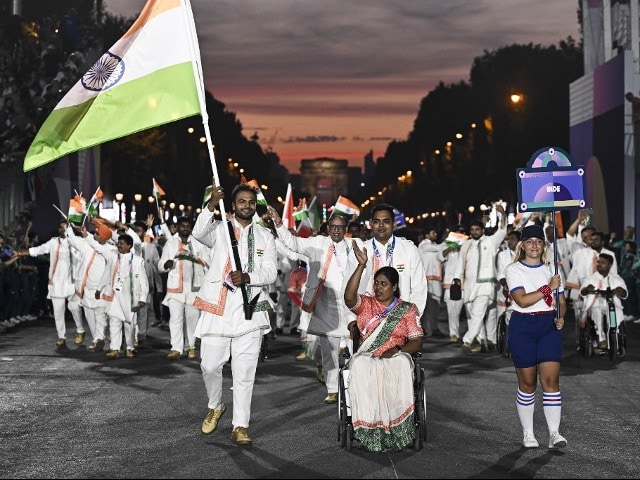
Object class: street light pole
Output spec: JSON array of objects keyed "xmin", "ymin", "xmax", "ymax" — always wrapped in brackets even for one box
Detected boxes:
[{"xmin": 115, "ymin": 192, "xmax": 124, "ymax": 223}]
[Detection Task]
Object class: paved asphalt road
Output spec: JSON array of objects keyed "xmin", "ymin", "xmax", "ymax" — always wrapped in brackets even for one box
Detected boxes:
[{"xmin": 1, "ymin": 310, "xmax": 639, "ymax": 479}]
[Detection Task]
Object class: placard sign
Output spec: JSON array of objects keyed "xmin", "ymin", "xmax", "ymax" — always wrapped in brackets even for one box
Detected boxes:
[{"xmin": 516, "ymin": 147, "xmax": 586, "ymax": 212}]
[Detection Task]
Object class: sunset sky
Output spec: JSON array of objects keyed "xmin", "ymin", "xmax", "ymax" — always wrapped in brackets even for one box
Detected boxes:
[{"xmin": 105, "ymin": 0, "xmax": 581, "ymax": 173}]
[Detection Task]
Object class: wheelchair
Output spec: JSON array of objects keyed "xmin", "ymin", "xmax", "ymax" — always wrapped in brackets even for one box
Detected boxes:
[
  {"xmin": 496, "ymin": 310, "xmax": 511, "ymax": 358},
  {"xmin": 578, "ymin": 288, "xmax": 627, "ymax": 361},
  {"xmin": 336, "ymin": 331, "xmax": 427, "ymax": 451}
]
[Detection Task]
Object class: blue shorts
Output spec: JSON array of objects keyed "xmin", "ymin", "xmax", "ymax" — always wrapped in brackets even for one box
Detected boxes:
[{"xmin": 507, "ymin": 311, "xmax": 563, "ymax": 368}]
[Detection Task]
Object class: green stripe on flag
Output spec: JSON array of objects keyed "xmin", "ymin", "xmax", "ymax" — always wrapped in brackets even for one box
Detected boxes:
[{"xmin": 24, "ymin": 62, "xmax": 200, "ymax": 172}]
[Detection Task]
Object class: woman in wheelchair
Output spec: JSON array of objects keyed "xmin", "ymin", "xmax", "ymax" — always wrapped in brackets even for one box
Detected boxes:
[
  {"xmin": 343, "ymin": 240, "xmax": 424, "ymax": 452},
  {"xmin": 579, "ymin": 253, "xmax": 627, "ymax": 352}
]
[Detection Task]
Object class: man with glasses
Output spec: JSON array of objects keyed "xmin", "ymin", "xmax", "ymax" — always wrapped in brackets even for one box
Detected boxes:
[
  {"xmin": 267, "ymin": 205, "xmax": 357, "ymax": 405},
  {"xmin": 344, "ymin": 204, "xmax": 427, "ymax": 334}
]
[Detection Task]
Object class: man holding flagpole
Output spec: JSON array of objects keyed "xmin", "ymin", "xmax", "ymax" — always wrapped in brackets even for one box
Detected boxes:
[{"xmin": 192, "ymin": 181, "xmax": 277, "ymax": 446}]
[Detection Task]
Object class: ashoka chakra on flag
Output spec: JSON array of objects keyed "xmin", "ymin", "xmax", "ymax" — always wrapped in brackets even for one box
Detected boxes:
[{"xmin": 81, "ymin": 51, "xmax": 125, "ymax": 91}]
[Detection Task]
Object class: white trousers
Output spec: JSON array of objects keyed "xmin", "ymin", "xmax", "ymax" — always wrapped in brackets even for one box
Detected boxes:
[
  {"xmin": 108, "ymin": 314, "xmax": 136, "ymax": 351},
  {"xmin": 589, "ymin": 305, "xmax": 623, "ymax": 343},
  {"xmin": 168, "ymin": 299, "xmax": 199, "ymax": 353},
  {"xmin": 83, "ymin": 305, "xmax": 107, "ymax": 341},
  {"xmin": 51, "ymin": 295, "xmax": 84, "ymax": 339},
  {"xmin": 444, "ymin": 289, "xmax": 464, "ymax": 337},
  {"xmin": 200, "ymin": 330, "xmax": 262, "ymax": 429},
  {"xmin": 135, "ymin": 291, "xmax": 154, "ymax": 341},
  {"xmin": 462, "ymin": 295, "xmax": 497, "ymax": 345},
  {"xmin": 275, "ymin": 291, "xmax": 290, "ymax": 329},
  {"xmin": 317, "ymin": 335, "xmax": 341, "ymax": 394}
]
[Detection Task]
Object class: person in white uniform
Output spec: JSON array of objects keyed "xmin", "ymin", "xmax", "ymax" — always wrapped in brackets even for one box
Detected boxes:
[
  {"xmin": 344, "ymin": 204, "xmax": 427, "ymax": 332},
  {"xmin": 268, "ymin": 207, "xmax": 357, "ymax": 405},
  {"xmin": 16, "ymin": 220, "xmax": 85, "ymax": 347},
  {"xmin": 452, "ymin": 204, "xmax": 506, "ymax": 352},
  {"xmin": 88, "ymin": 233, "xmax": 148, "ymax": 359},
  {"xmin": 66, "ymin": 223, "xmax": 113, "ymax": 352},
  {"xmin": 579, "ymin": 253, "xmax": 627, "ymax": 351},
  {"xmin": 158, "ymin": 216, "xmax": 208, "ymax": 360},
  {"xmin": 192, "ymin": 183, "xmax": 277, "ymax": 447}
]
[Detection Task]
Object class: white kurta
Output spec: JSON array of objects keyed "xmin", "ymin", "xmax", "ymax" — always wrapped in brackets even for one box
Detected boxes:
[
  {"xmin": 275, "ymin": 225, "xmax": 354, "ymax": 338},
  {"xmin": 191, "ymin": 211, "xmax": 278, "ymax": 338},
  {"xmin": 158, "ymin": 234, "xmax": 208, "ymax": 305},
  {"xmin": 418, "ymin": 238, "xmax": 444, "ymax": 299},
  {"xmin": 29, "ymin": 236, "xmax": 76, "ymax": 299},
  {"xmin": 453, "ymin": 226, "xmax": 506, "ymax": 303},
  {"xmin": 345, "ymin": 235, "xmax": 428, "ymax": 319},
  {"xmin": 65, "ymin": 228, "xmax": 110, "ymax": 309}
]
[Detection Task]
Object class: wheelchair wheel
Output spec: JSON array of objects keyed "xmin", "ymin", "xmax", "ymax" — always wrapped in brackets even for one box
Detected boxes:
[
  {"xmin": 578, "ymin": 323, "xmax": 587, "ymax": 356},
  {"xmin": 608, "ymin": 329, "xmax": 616, "ymax": 361},
  {"xmin": 345, "ymin": 424, "xmax": 353, "ymax": 451},
  {"xmin": 412, "ymin": 363, "xmax": 427, "ymax": 450},
  {"xmin": 617, "ymin": 322, "xmax": 627, "ymax": 358},
  {"xmin": 338, "ymin": 368, "xmax": 347, "ymax": 447},
  {"xmin": 496, "ymin": 313, "xmax": 507, "ymax": 357},
  {"xmin": 581, "ymin": 324, "xmax": 593, "ymax": 358}
]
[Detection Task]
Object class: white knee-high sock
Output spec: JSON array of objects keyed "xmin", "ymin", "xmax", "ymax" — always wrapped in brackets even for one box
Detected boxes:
[
  {"xmin": 543, "ymin": 391, "xmax": 562, "ymax": 433},
  {"xmin": 516, "ymin": 389, "xmax": 536, "ymax": 434}
]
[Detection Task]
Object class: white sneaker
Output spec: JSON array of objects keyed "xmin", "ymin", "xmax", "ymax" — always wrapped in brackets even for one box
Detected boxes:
[
  {"xmin": 548, "ymin": 432, "xmax": 567, "ymax": 449},
  {"xmin": 523, "ymin": 432, "xmax": 539, "ymax": 448}
]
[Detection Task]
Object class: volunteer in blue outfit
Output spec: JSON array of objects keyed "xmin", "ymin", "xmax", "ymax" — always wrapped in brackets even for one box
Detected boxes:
[{"xmin": 504, "ymin": 224, "xmax": 567, "ymax": 450}]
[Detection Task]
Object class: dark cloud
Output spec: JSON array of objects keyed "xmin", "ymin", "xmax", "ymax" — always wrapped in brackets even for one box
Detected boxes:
[{"xmin": 282, "ymin": 136, "xmax": 347, "ymax": 144}]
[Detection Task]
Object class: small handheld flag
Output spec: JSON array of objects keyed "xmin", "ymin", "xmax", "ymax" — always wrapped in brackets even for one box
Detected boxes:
[
  {"xmin": 332, "ymin": 195, "xmax": 360, "ymax": 218},
  {"xmin": 152, "ymin": 178, "xmax": 166, "ymax": 199}
]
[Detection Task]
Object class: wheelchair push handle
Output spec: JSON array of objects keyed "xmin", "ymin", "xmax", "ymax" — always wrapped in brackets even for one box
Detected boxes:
[{"xmin": 594, "ymin": 288, "xmax": 615, "ymax": 301}]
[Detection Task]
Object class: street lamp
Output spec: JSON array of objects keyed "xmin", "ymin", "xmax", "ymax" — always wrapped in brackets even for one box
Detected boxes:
[
  {"xmin": 115, "ymin": 193, "xmax": 124, "ymax": 223},
  {"xmin": 132, "ymin": 193, "xmax": 142, "ymax": 222},
  {"xmin": 148, "ymin": 196, "xmax": 155, "ymax": 221}
]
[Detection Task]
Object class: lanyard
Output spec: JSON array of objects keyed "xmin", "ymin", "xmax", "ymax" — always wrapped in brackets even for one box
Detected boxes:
[
  {"xmin": 372, "ymin": 236, "xmax": 395, "ymax": 267},
  {"xmin": 362, "ymin": 297, "xmax": 399, "ymax": 335},
  {"xmin": 331, "ymin": 240, "xmax": 348, "ymax": 268},
  {"xmin": 116, "ymin": 253, "xmax": 134, "ymax": 280}
]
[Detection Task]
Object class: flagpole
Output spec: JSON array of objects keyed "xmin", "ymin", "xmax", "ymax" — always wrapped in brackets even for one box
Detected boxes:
[
  {"xmin": 52, "ymin": 204, "xmax": 67, "ymax": 220},
  {"xmin": 82, "ymin": 185, "xmax": 101, "ymax": 226},
  {"xmin": 182, "ymin": 0, "xmax": 236, "ymax": 270}
]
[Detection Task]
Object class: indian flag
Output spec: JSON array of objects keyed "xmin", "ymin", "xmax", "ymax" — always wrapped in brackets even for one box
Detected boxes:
[
  {"xmin": 202, "ymin": 184, "xmax": 213, "ymax": 208},
  {"xmin": 244, "ymin": 179, "xmax": 268, "ymax": 207},
  {"xmin": 282, "ymin": 183, "xmax": 295, "ymax": 229},
  {"xmin": 23, "ymin": 0, "xmax": 202, "ymax": 172},
  {"xmin": 333, "ymin": 195, "xmax": 360, "ymax": 217},
  {"xmin": 68, "ymin": 198, "xmax": 84, "ymax": 224},
  {"xmin": 307, "ymin": 196, "xmax": 320, "ymax": 231},
  {"xmin": 152, "ymin": 177, "xmax": 166, "ymax": 199},
  {"xmin": 293, "ymin": 198, "xmax": 309, "ymax": 221},
  {"xmin": 444, "ymin": 232, "xmax": 469, "ymax": 249}
]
